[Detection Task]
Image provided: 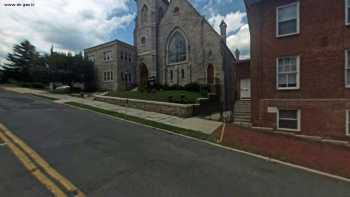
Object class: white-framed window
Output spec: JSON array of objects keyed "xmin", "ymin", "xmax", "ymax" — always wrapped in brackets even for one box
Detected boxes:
[
  {"xmin": 346, "ymin": 110, "xmax": 350, "ymax": 136},
  {"xmin": 103, "ymin": 51, "xmax": 112, "ymax": 62},
  {"xmin": 277, "ymin": 109, "xmax": 301, "ymax": 132},
  {"xmin": 276, "ymin": 2, "xmax": 300, "ymax": 37},
  {"xmin": 346, "ymin": 0, "xmax": 350, "ymax": 25},
  {"xmin": 277, "ymin": 56, "xmax": 300, "ymax": 90},
  {"xmin": 345, "ymin": 50, "xmax": 350, "ymax": 87},
  {"xmin": 103, "ymin": 71, "xmax": 113, "ymax": 82},
  {"xmin": 88, "ymin": 55, "xmax": 95, "ymax": 63}
]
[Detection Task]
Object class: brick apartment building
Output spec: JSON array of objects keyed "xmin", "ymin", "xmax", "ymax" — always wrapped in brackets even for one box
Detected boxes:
[{"xmin": 244, "ymin": 0, "xmax": 350, "ymax": 140}]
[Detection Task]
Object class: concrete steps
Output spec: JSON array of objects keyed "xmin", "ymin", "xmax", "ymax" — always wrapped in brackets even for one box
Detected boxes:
[{"xmin": 233, "ymin": 100, "xmax": 251, "ymax": 125}]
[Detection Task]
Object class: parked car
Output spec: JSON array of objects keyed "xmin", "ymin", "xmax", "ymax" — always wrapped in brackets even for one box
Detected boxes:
[{"xmin": 54, "ymin": 85, "xmax": 71, "ymax": 93}]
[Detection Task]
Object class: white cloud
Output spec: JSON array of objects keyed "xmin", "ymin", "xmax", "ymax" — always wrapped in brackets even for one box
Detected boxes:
[
  {"xmin": 227, "ymin": 24, "xmax": 250, "ymax": 59},
  {"xmin": 208, "ymin": 11, "xmax": 246, "ymax": 34},
  {"xmin": 208, "ymin": 11, "xmax": 250, "ymax": 59},
  {"xmin": 0, "ymin": 0, "xmax": 134, "ymax": 62}
]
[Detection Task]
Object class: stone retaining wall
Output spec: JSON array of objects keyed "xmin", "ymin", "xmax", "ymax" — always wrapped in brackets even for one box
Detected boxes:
[{"xmin": 95, "ymin": 95, "xmax": 200, "ymax": 118}]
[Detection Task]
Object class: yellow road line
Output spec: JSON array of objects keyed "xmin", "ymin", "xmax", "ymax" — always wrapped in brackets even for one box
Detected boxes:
[
  {"xmin": 0, "ymin": 131, "xmax": 68, "ymax": 197},
  {"xmin": 0, "ymin": 123, "xmax": 86, "ymax": 197}
]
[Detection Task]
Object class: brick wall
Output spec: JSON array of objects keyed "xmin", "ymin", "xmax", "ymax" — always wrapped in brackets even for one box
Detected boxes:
[
  {"xmin": 245, "ymin": 0, "xmax": 350, "ymax": 138},
  {"xmin": 217, "ymin": 125, "xmax": 350, "ymax": 178}
]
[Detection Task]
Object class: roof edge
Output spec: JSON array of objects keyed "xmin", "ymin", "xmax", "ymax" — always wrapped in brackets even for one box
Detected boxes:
[{"xmin": 84, "ymin": 39, "xmax": 135, "ymax": 51}]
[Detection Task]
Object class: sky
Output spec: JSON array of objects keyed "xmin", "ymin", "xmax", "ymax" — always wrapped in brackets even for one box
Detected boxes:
[{"xmin": 0, "ymin": 0, "xmax": 250, "ymax": 64}]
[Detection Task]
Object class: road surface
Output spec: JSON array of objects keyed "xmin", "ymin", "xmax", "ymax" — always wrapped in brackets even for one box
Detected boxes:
[{"xmin": 0, "ymin": 89, "xmax": 349, "ymax": 197}]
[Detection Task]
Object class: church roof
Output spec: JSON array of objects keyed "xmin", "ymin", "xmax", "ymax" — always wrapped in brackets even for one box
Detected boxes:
[{"xmin": 182, "ymin": 0, "xmax": 235, "ymax": 60}]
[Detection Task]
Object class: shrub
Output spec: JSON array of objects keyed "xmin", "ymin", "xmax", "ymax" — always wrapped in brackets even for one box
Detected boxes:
[
  {"xmin": 71, "ymin": 87, "xmax": 82, "ymax": 93},
  {"xmin": 184, "ymin": 83, "xmax": 201, "ymax": 92},
  {"xmin": 19, "ymin": 82, "xmax": 31, "ymax": 88},
  {"xmin": 31, "ymin": 82, "xmax": 46, "ymax": 89}
]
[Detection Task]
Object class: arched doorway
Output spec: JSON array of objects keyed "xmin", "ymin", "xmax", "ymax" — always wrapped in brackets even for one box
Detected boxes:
[
  {"xmin": 207, "ymin": 64, "xmax": 214, "ymax": 85},
  {"xmin": 139, "ymin": 63, "xmax": 148, "ymax": 88}
]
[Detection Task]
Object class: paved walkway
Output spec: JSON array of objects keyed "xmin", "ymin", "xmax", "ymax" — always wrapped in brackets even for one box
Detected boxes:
[{"xmin": 1, "ymin": 86, "xmax": 222, "ymax": 135}]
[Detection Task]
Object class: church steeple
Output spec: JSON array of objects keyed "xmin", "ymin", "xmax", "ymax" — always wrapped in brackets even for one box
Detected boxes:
[
  {"xmin": 220, "ymin": 20, "xmax": 227, "ymax": 43},
  {"xmin": 135, "ymin": 0, "xmax": 169, "ymax": 83}
]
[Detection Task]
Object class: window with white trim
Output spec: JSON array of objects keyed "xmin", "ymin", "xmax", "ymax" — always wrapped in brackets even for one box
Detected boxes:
[
  {"xmin": 346, "ymin": 110, "xmax": 350, "ymax": 136},
  {"xmin": 346, "ymin": 0, "xmax": 350, "ymax": 25},
  {"xmin": 276, "ymin": 2, "xmax": 299, "ymax": 37},
  {"xmin": 103, "ymin": 71, "xmax": 113, "ymax": 82},
  {"xmin": 88, "ymin": 55, "xmax": 95, "ymax": 63},
  {"xmin": 103, "ymin": 51, "xmax": 112, "ymax": 62},
  {"xmin": 345, "ymin": 50, "xmax": 350, "ymax": 87},
  {"xmin": 277, "ymin": 56, "xmax": 300, "ymax": 89},
  {"xmin": 277, "ymin": 109, "xmax": 300, "ymax": 131}
]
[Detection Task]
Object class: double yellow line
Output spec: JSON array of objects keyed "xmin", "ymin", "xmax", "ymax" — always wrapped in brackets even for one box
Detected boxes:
[{"xmin": 0, "ymin": 123, "xmax": 86, "ymax": 197}]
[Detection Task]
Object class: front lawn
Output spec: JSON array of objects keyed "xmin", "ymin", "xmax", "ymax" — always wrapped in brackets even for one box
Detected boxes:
[{"xmin": 108, "ymin": 90, "xmax": 205, "ymax": 104}]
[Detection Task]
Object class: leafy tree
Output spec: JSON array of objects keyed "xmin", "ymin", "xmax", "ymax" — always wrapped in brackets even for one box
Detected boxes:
[
  {"xmin": 5, "ymin": 40, "xmax": 41, "ymax": 82},
  {"xmin": 4, "ymin": 40, "xmax": 97, "ymax": 91},
  {"xmin": 47, "ymin": 50, "xmax": 96, "ymax": 91}
]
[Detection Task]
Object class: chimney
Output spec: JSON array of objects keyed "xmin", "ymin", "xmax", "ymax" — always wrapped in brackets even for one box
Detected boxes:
[
  {"xmin": 220, "ymin": 20, "xmax": 227, "ymax": 43},
  {"xmin": 235, "ymin": 49, "xmax": 240, "ymax": 63}
]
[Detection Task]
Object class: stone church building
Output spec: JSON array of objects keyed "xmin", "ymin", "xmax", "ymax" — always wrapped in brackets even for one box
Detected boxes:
[{"xmin": 134, "ymin": 0, "xmax": 236, "ymax": 106}]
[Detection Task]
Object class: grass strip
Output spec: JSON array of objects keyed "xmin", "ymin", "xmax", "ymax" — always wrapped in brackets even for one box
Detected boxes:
[
  {"xmin": 31, "ymin": 94, "xmax": 59, "ymax": 101},
  {"xmin": 66, "ymin": 102, "xmax": 211, "ymax": 140}
]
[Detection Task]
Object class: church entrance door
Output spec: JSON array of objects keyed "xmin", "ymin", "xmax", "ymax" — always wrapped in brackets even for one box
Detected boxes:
[{"xmin": 207, "ymin": 64, "xmax": 214, "ymax": 85}]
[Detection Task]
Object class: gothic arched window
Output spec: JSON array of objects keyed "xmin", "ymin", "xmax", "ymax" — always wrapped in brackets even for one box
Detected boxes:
[
  {"xmin": 168, "ymin": 32, "xmax": 187, "ymax": 64},
  {"xmin": 141, "ymin": 5, "xmax": 148, "ymax": 24}
]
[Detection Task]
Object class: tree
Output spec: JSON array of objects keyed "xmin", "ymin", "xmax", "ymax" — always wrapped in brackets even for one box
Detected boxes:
[
  {"xmin": 5, "ymin": 40, "xmax": 40, "ymax": 82},
  {"xmin": 47, "ymin": 51, "xmax": 97, "ymax": 91}
]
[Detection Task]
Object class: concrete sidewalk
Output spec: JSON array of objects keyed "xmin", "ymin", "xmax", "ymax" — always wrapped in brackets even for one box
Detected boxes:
[{"xmin": 2, "ymin": 86, "xmax": 222, "ymax": 135}]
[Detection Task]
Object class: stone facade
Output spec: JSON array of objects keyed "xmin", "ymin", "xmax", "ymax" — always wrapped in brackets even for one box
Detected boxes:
[
  {"xmin": 134, "ymin": 0, "xmax": 236, "ymax": 107},
  {"xmin": 84, "ymin": 40, "xmax": 136, "ymax": 91},
  {"xmin": 95, "ymin": 94, "xmax": 199, "ymax": 118},
  {"xmin": 245, "ymin": 0, "xmax": 350, "ymax": 140}
]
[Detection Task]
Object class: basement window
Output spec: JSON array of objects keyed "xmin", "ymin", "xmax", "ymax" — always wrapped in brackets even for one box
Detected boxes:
[
  {"xmin": 276, "ymin": 2, "xmax": 300, "ymax": 37},
  {"xmin": 277, "ymin": 109, "xmax": 300, "ymax": 131}
]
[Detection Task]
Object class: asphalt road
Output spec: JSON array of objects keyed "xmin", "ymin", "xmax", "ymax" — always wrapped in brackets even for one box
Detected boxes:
[
  {"xmin": 0, "ymin": 141, "xmax": 53, "ymax": 197},
  {"xmin": 0, "ymin": 89, "xmax": 349, "ymax": 197}
]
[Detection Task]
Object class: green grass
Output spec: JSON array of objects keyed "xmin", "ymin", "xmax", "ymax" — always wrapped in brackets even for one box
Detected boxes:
[
  {"xmin": 31, "ymin": 94, "xmax": 59, "ymax": 101},
  {"xmin": 108, "ymin": 90, "xmax": 204, "ymax": 104},
  {"xmin": 66, "ymin": 102, "xmax": 211, "ymax": 140}
]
